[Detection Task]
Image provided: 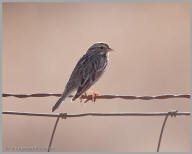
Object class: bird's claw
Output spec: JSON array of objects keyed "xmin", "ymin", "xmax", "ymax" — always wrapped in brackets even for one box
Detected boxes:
[
  {"xmin": 78, "ymin": 93, "xmax": 88, "ymax": 104},
  {"xmin": 78, "ymin": 90, "xmax": 99, "ymax": 104},
  {"xmin": 92, "ymin": 93, "xmax": 99, "ymax": 103},
  {"xmin": 88, "ymin": 90, "xmax": 98, "ymax": 103}
]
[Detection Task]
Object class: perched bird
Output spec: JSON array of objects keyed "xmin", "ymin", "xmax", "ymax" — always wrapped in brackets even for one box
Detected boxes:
[{"xmin": 52, "ymin": 43, "xmax": 113, "ymax": 112}]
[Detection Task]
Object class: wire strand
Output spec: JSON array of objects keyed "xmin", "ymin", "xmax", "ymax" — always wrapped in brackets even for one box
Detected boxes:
[
  {"xmin": 2, "ymin": 93, "xmax": 190, "ymax": 101},
  {"xmin": 2, "ymin": 111, "xmax": 190, "ymax": 118},
  {"xmin": 48, "ymin": 116, "xmax": 60, "ymax": 152}
]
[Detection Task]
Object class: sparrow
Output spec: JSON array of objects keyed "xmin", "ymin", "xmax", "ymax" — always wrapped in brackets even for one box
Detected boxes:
[{"xmin": 52, "ymin": 42, "xmax": 112, "ymax": 112}]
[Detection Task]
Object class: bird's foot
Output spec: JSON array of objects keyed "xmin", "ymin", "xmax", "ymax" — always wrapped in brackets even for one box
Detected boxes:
[
  {"xmin": 79, "ymin": 92, "xmax": 88, "ymax": 104},
  {"xmin": 88, "ymin": 90, "xmax": 99, "ymax": 103}
]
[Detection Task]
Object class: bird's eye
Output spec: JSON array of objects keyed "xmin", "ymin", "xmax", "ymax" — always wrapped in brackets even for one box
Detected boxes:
[{"xmin": 100, "ymin": 46, "xmax": 104, "ymax": 49}]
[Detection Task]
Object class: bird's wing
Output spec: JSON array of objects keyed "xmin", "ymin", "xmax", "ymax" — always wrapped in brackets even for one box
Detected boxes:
[{"xmin": 72, "ymin": 55, "xmax": 99, "ymax": 101}]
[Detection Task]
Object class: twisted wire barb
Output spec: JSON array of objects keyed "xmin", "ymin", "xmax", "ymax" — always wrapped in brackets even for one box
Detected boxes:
[
  {"xmin": 2, "ymin": 93, "xmax": 190, "ymax": 100},
  {"xmin": 156, "ymin": 110, "xmax": 178, "ymax": 152}
]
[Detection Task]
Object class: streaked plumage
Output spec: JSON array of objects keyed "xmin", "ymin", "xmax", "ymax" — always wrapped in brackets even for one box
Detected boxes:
[{"xmin": 52, "ymin": 43, "xmax": 112, "ymax": 112}]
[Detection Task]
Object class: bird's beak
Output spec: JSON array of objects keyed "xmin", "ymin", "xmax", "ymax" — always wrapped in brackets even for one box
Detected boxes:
[{"xmin": 106, "ymin": 48, "xmax": 113, "ymax": 52}]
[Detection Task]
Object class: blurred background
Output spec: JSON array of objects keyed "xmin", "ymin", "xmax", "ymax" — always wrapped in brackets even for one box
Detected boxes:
[{"xmin": 2, "ymin": 2, "xmax": 190, "ymax": 152}]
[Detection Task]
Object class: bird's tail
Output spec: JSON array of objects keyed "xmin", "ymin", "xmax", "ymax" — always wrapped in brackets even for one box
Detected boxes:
[
  {"xmin": 52, "ymin": 92, "xmax": 68, "ymax": 112},
  {"xmin": 52, "ymin": 85, "xmax": 75, "ymax": 112}
]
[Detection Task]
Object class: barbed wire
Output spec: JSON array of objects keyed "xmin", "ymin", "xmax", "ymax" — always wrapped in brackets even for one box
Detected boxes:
[
  {"xmin": 2, "ymin": 110, "xmax": 190, "ymax": 152},
  {"xmin": 2, "ymin": 92, "xmax": 190, "ymax": 151},
  {"xmin": 2, "ymin": 93, "xmax": 190, "ymax": 101},
  {"xmin": 2, "ymin": 111, "xmax": 190, "ymax": 118}
]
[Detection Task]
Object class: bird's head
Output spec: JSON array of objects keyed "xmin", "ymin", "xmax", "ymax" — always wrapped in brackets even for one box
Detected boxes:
[{"xmin": 86, "ymin": 43, "xmax": 113, "ymax": 56}]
